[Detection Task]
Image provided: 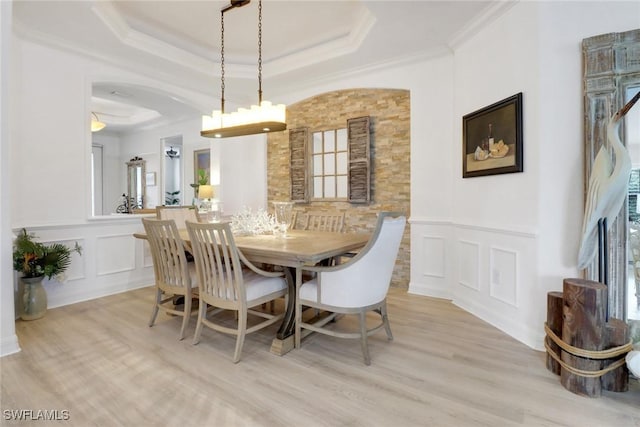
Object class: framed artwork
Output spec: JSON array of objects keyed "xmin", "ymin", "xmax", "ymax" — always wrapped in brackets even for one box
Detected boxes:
[
  {"xmin": 462, "ymin": 92, "xmax": 523, "ymax": 178},
  {"xmin": 193, "ymin": 149, "xmax": 211, "ymax": 184},
  {"xmin": 145, "ymin": 172, "xmax": 156, "ymax": 186}
]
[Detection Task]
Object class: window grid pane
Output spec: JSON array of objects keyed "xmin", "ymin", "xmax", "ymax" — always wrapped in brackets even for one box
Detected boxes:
[{"xmin": 311, "ymin": 128, "xmax": 348, "ymax": 200}]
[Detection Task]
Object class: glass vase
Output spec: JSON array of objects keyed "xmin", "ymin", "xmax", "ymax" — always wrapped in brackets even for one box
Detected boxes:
[
  {"xmin": 272, "ymin": 201, "xmax": 293, "ymax": 237},
  {"xmin": 21, "ymin": 276, "xmax": 47, "ymax": 321}
]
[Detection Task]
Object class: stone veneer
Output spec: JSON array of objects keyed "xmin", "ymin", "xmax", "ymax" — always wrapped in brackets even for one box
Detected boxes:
[{"xmin": 267, "ymin": 88, "xmax": 411, "ymax": 288}]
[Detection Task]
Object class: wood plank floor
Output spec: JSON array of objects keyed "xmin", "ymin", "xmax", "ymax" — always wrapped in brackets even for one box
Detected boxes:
[{"xmin": 1, "ymin": 287, "xmax": 639, "ymax": 426}]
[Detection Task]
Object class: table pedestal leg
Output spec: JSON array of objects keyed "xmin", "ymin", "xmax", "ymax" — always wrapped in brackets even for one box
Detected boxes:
[{"xmin": 271, "ymin": 267, "xmax": 296, "ymax": 355}]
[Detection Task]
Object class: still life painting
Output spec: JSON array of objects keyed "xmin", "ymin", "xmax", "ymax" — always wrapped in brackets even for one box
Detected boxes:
[{"xmin": 462, "ymin": 92, "xmax": 523, "ymax": 178}]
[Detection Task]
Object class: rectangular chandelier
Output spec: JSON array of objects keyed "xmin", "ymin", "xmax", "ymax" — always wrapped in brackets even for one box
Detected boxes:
[
  {"xmin": 201, "ymin": 101, "xmax": 286, "ymax": 138},
  {"xmin": 200, "ymin": 0, "xmax": 286, "ymax": 139}
]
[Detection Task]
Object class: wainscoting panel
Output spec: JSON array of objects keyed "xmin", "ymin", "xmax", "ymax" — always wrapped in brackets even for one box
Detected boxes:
[
  {"xmin": 96, "ymin": 234, "xmax": 136, "ymax": 276},
  {"xmin": 142, "ymin": 239, "xmax": 153, "ymax": 268},
  {"xmin": 12, "ymin": 218, "xmax": 155, "ymax": 311},
  {"xmin": 408, "ymin": 220, "xmax": 452, "ymax": 299},
  {"xmin": 421, "ymin": 236, "xmax": 445, "ymax": 278},
  {"xmin": 410, "ymin": 218, "xmax": 541, "ymax": 350},
  {"xmin": 489, "ymin": 246, "xmax": 518, "ymax": 307},
  {"xmin": 457, "ymin": 240, "xmax": 480, "ymax": 291}
]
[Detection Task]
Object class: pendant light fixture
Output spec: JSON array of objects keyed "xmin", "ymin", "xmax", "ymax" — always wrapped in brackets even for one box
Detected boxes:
[
  {"xmin": 91, "ymin": 112, "xmax": 106, "ymax": 132},
  {"xmin": 165, "ymin": 146, "xmax": 180, "ymax": 159},
  {"xmin": 201, "ymin": 0, "xmax": 286, "ymax": 138}
]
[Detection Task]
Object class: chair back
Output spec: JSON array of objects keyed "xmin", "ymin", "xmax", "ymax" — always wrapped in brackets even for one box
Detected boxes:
[
  {"xmin": 316, "ymin": 212, "xmax": 405, "ymax": 307},
  {"xmin": 156, "ymin": 206, "xmax": 199, "ymax": 229},
  {"xmin": 303, "ymin": 212, "xmax": 345, "ymax": 233},
  {"xmin": 142, "ymin": 218, "xmax": 193, "ymax": 294},
  {"xmin": 186, "ymin": 221, "xmax": 246, "ymax": 306}
]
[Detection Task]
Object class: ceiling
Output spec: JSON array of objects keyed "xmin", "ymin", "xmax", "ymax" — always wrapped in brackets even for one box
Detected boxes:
[{"xmin": 12, "ymin": 0, "xmax": 509, "ymax": 134}]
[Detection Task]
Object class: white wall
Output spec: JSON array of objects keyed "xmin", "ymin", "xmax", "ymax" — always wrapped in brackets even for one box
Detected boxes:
[
  {"xmin": 450, "ymin": 1, "xmax": 639, "ymax": 349},
  {"xmin": 92, "ymin": 132, "xmax": 122, "ymax": 214},
  {"xmin": 1, "ymin": 0, "xmax": 20, "ymax": 357}
]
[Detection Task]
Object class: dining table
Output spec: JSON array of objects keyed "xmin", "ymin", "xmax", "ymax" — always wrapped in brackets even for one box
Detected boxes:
[{"xmin": 134, "ymin": 227, "xmax": 370, "ymax": 355}]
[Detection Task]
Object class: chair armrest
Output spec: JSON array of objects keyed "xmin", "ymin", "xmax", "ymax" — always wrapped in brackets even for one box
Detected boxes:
[
  {"xmin": 301, "ymin": 260, "xmax": 352, "ymax": 274},
  {"xmin": 236, "ymin": 250, "xmax": 285, "ymax": 278}
]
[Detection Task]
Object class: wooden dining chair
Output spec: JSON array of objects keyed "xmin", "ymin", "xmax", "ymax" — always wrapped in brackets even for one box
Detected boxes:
[
  {"xmin": 295, "ymin": 212, "xmax": 406, "ymax": 365},
  {"xmin": 302, "ymin": 211, "xmax": 345, "ymax": 233},
  {"xmin": 156, "ymin": 205, "xmax": 199, "ymax": 228},
  {"xmin": 142, "ymin": 218, "xmax": 198, "ymax": 340},
  {"xmin": 186, "ymin": 220, "xmax": 288, "ymax": 363}
]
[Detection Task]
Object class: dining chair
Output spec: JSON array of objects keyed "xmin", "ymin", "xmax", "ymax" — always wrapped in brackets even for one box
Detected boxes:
[
  {"xmin": 295, "ymin": 211, "xmax": 406, "ymax": 365},
  {"xmin": 142, "ymin": 218, "xmax": 198, "ymax": 340},
  {"xmin": 302, "ymin": 211, "xmax": 345, "ymax": 233},
  {"xmin": 156, "ymin": 205, "xmax": 199, "ymax": 228},
  {"xmin": 186, "ymin": 220, "xmax": 288, "ymax": 363}
]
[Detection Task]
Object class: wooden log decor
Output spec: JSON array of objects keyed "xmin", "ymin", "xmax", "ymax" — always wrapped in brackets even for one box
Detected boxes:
[
  {"xmin": 546, "ymin": 291, "xmax": 564, "ymax": 375},
  {"xmin": 544, "ymin": 278, "xmax": 632, "ymax": 398}
]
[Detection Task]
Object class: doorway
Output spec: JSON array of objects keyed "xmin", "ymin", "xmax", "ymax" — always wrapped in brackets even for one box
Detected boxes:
[{"xmin": 162, "ymin": 136, "xmax": 183, "ymax": 206}]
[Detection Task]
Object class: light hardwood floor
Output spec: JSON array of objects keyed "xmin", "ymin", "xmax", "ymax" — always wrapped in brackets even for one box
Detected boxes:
[{"xmin": 1, "ymin": 287, "xmax": 639, "ymax": 426}]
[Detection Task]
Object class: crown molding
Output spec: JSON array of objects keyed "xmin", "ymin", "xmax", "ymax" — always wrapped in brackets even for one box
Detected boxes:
[
  {"xmin": 448, "ymin": 0, "xmax": 520, "ymax": 50},
  {"xmin": 269, "ymin": 45, "xmax": 452, "ymax": 99},
  {"xmin": 92, "ymin": 1, "xmax": 377, "ymax": 80},
  {"xmin": 265, "ymin": 8, "xmax": 376, "ymax": 77}
]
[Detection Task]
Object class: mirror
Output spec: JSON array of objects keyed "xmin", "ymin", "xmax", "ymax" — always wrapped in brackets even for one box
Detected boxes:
[
  {"xmin": 583, "ymin": 28, "xmax": 640, "ymax": 321},
  {"xmin": 127, "ymin": 157, "xmax": 146, "ymax": 211}
]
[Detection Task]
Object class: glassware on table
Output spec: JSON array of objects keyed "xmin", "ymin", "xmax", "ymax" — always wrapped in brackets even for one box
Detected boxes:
[{"xmin": 272, "ymin": 201, "xmax": 293, "ymax": 237}]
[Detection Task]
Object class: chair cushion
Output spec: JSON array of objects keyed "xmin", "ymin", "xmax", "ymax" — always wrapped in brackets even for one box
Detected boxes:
[
  {"xmin": 299, "ymin": 278, "xmax": 319, "ymax": 303},
  {"xmin": 244, "ymin": 270, "xmax": 287, "ymax": 302}
]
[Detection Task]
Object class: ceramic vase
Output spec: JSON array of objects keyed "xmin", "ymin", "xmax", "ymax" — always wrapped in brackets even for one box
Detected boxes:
[{"xmin": 21, "ymin": 276, "xmax": 47, "ymax": 321}]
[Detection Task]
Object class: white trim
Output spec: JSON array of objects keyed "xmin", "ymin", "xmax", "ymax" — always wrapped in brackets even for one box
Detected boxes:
[
  {"xmin": 0, "ymin": 334, "xmax": 21, "ymax": 358},
  {"xmin": 408, "ymin": 217, "xmax": 538, "ymax": 238}
]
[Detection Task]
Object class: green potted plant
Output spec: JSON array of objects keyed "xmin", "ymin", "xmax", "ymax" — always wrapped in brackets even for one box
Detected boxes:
[
  {"xmin": 12, "ymin": 229, "xmax": 82, "ymax": 320},
  {"xmin": 190, "ymin": 168, "xmax": 209, "ymax": 201}
]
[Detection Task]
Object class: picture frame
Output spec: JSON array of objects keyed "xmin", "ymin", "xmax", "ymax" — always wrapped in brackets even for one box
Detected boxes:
[
  {"xmin": 193, "ymin": 149, "xmax": 211, "ymax": 184},
  {"xmin": 145, "ymin": 172, "xmax": 156, "ymax": 186},
  {"xmin": 462, "ymin": 92, "xmax": 523, "ymax": 178}
]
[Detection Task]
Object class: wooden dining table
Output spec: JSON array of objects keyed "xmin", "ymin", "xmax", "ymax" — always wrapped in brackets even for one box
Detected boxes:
[{"xmin": 134, "ymin": 227, "xmax": 370, "ymax": 355}]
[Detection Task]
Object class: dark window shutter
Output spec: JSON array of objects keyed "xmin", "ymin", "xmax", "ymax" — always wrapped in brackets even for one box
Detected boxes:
[
  {"xmin": 347, "ymin": 116, "xmax": 370, "ymax": 203},
  {"xmin": 289, "ymin": 127, "xmax": 308, "ymax": 203}
]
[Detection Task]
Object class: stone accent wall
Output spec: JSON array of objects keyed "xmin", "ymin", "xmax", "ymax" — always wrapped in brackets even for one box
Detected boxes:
[{"xmin": 267, "ymin": 88, "xmax": 411, "ymax": 288}]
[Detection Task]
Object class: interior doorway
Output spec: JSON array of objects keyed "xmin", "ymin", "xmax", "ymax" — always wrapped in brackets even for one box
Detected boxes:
[{"xmin": 162, "ymin": 136, "xmax": 183, "ymax": 206}]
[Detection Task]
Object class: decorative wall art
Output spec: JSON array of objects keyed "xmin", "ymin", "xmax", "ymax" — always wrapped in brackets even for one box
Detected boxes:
[{"xmin": 462, "ymin": 92, "xmax": 523, "ymax": 178}]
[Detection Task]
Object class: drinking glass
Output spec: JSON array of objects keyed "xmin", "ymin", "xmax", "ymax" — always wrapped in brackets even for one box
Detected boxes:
[{"xmin": 272, "ymin": 201, "xmax": 293, "ymax": 237}]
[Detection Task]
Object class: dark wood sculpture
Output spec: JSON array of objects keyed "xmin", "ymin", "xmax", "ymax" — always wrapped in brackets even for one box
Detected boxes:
[{"xmin": 545, "ymin": 278, "xmax": 630, "ymax": 397}]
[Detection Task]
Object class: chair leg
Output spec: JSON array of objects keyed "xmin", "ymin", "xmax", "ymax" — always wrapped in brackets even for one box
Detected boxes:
[
  {"xmin": 359, "ymin": 310, "xmax": 371, "ymax": 365},
  {"xmin": 233, "ymin": 310, "xmax": 247, "ymax": 363},
  {"xmin": 381, "ymin": 300, "xmax": 393, "ymax": 341},
  {"xmin": 178, "ymin": 295, "xmax": 191, "ymax": 340},
  {"xmin": 192, "ymin": 301, "xmax": 206, "ymax": 345},
  {"xmin": 149, "ymin": 288, "xmax": 161, "ymax": 327},
  {"xmin": 295, "ymin": 298, "xmax": 302, "ymax": 349}
]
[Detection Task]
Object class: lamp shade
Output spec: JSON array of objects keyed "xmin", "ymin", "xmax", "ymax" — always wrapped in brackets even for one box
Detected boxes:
[
  {"xmin": 91, "ymin": 112, "xmax": 106, "ymax": 132},
  {"xmin": 198, "ymin": 185, "xmax": 214, "ymax": 199}
]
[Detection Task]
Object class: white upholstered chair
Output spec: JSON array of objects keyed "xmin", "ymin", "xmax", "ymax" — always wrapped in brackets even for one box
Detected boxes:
[
  {"xmin": 186, "ymin": 221, "xmax": 288, "ymax": 363},
  {"xmin": 142, "ymin": 218, "xmax": 198, "ymax": 340},
  {"xmin": 295, "ymin": 212, "xmax": 406, "ymax": 365}
]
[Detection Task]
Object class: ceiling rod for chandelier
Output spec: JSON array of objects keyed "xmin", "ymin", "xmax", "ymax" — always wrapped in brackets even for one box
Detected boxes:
[{"xmin": 201, "ymin": 0, "xmax": 286, "ymax": 139}]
